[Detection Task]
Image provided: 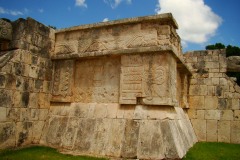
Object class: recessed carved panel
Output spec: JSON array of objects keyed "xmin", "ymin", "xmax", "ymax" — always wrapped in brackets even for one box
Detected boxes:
[
  {"xmin": 120, "ymin": 54, "xmax": 170, "ymax": 105},
  {"xmin": 52, "ymin": 60, "xmax": 74, "ymax": 102},
  {"xmin": 55, "ymin": 41, "xmax": 78, "ymax": 55},
  {"xmin": 74, "ymin": 57, "xmax": 120, "ymax": 103}
]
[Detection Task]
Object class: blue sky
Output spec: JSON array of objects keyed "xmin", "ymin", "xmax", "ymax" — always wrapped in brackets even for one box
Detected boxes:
[{"xmin": 0, "ymin": 0, "xmax": 239, "ymax": 52}]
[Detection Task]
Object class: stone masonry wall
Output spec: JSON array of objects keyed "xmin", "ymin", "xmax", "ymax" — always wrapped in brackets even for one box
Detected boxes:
[
  {"xmin": 0, "ymin": 18, "xmax": 54, "ymax": 148},
  {"xmin": 184, "ymin": 50, "xmax": 240, "ymax": 143}
]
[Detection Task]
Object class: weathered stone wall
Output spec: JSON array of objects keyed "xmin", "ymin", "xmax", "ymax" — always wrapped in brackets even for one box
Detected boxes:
[
  {"xmin": 40, "ymin": 102, "xmax": 196, "ymax": 159},
  {"xmin": 0, "ymin": 14, "xmax": 198, "ymax": 159},
  {"xmin": 0, "ymin": 18, "xmax": 54, "ymax": 148},
  {"xmin": 184, "ymin": 50, "xmax": 240, "ymax": 143},
  {"xmin": 39, "ymin": 14, "xmax": 197, "ymax": 159}
]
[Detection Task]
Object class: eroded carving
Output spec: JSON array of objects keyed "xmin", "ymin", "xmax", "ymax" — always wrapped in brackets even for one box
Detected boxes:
[
  {"xmin": 120, "ymin": 55, "xmax": 143, "ymax": 104},
  {"xmin": 55, "ymin": 41, "xmax": 78, "ymax": 55},
  {"xmin": 120, "ymin": 54, "xmax": 169, "ymax": 104},
  {"xmin": 52, "ymin": 60, "xmax": 74, "ymax": 100},
  {"xmin": 74, "ymin": 57, "xmax": 120, "ymax": 103}
]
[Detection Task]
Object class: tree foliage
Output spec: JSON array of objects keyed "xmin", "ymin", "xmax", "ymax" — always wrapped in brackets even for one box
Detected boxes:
[
  {"xmin": 206, "ymin": 43, "xmax": 240, "ymax": 57},
  {"xmin": 205, "ymin": 43, "xmax": 225, "ymax": 50}
]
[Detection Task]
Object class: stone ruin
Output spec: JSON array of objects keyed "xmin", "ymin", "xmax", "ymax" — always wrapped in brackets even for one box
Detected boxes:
[{"xmin": 0, "ymin": 13, "xmax": 240, "ymax": 159}]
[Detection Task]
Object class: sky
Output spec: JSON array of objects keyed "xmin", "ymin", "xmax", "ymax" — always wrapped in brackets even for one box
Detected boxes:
[{"xmin": 0, "ymin": 0, "xmax": 239, "ymax": 52}]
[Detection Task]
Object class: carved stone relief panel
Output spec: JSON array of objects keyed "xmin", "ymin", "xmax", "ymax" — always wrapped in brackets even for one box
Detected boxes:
[
  {"xmin": 55, "ymin": 40, "xmax": 78, "ymax": 55},
  {"xmin": 120, "ymin": 55, "xmax": 143, "ymax": 104},
  {"xmin": 52, "ymin": 60, "xmax": 74, "ymax": 102},
  {"xmin": 74, "ymin": 57, "xmax": 120, "ymax": 103},
  {"xmin": 120, "ymin": 53, "xmax": 172, "ymax": 105},
  {"xmin": 55, "ymin": 27, "xmax": 158, "ymax": 55}
]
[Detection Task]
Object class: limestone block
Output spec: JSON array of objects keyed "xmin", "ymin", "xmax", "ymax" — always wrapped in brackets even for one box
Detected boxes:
[
  {"xmin": 87, "ymin": 103, "xmax": 96, "ymax": 118},
  {"xmin": 21, "ymin": 52, "xmax": 32, "ymax": 65},
  {"xmin": 90, "ymin": 119, "xmax": 111, "ymax": 155},
  {"xmin": 138, "ymin": 120, "xmax": 165, "ymax": 159},
  {"xmin": 69, "ymin": 103, "xmax": 89, "ymax": 118},
  {"xmin": 39, "ymin": 109, "xmax": 49, "ymax": 120},
  {"xmin": 0, "ymin": 74, "xmax": 6, "ymax": 88},
  {"xmin": 189, "ymin": 96, "xmax": 205, "ymax": 109},
  {"xmin": 205, "ymin": 62, "xmax": 219, "ymax": 69},
  {"xmin": 0, "ymin": 89, "xmax": 12, "ymax": 108},
  {"xmin": 121, "ymin": 120, "xmax": 140, "ymax": 158},
  {"xmin": 220, "ymin": 110, "xmax": 233, "ymax": 120},
  {"xmin": 29, "ymin": 65, "xmax": 38, "ymax": 79},
  {"xmin": 38, "ymin": 93, "xmax": 48, "ymax": 108},
  {"xmin": 234, "ymin": 110, "xmax": 240, "ymax": 121},
  {"xmin": 106, "ymin": 103, "xmax": 119, "ymax": 118},
  {"xmin": 207, "ymin": 86, "xmax": 215, "ymax": 96},
  {"xmin": 232, "ymin": 98, "xmax": 239, "ymax": 110},
  {"xmin": 133, "ymin": 105, "xmax": 147, "ymax": 119},
  {"xmin": 218, "ymin": 98, "xmax": 227, "ymax": 109},
  {"xmin": 44, "ymin": 117, "xmax": 68, "ymax": 146},
  {"xmin": 7, "ymin": 108, "xmax": 20, "ymax": 121},
  {"xmin": 231, "ymin": 121, "xmax": 240, "ymax": 143},
  {"xmin": 205, "ymin": 110, "xmax": 220, "ymax": 120},
  {"xmin": 34, "ymin": 79, "xmax": 43, "ymax": 92},
  {"xmin": 28, "ymin": 93, "xmax": 38, "ymax": 108},
  {"xmin": 61, "ymin": 117, "xmax": 79, "ymax": 149},
  {"xmin": 30, "ymin": 109, "xmax": 39, "ymax": 120},
  {"xmin": 116, "ymin": 105, "xmax": 125, "ymax": 119},
  {"xmin": 1, "ymin": 62, "xmax": 12, "ymax": 73},
  {"xmin": 31, "ymin": 121, "xmax": 45, "ymax": 144},
  {"xmin": 218, "ymin": 120, "xmax": 230, "ymax": 143},
  {"xmin": 196, "ymin": 110, "xmax": 205, "ymax": 119},
  {"xmin": 0, "ymin": 122, "xmax": 15, "ymax": 149},
  {"xmin": 172, "ymin": 120, "xmax": 192, "ymax": 157},
  {"xmin": 104, "ymin": 119, "xmax": 125, "ymax": 157},
  {"xmin": 206, "ymin": 120, "xmax": 217, "ymax": 142},
  {"xmin": 93, "ymin": 104, "xmax": 108, "ymax": 118},
  {"xmin": 212, "ymin": 78, "xmax": 219, "ymax": 85},
  {"xmin": 21, "ymin": 92, "xmax": 30, "ymax": 108},
  {"xmin": 187, "ymin": 109, "xmax": 196, "ymax": 119},
  {"xmin": 189, "ymin": 85, "xmax": 208, "ymax": 96},
  {"xmin": 191, "ymin": 119, "xmax": 206, "ymax": 141},
  {"xmin": 123, "ymin": 105, "xmax": 135, "ymax": 119},
  {"xmin": 15, "ymin": 121, "xmax": 33, "ymax": 146},
  {"xmin": 175, "ymin": 107, "xmax": 188, "ymax": 120},
  {"xmin": 147, "ymin": 106, "xmax": 177, "ymax": 120},
  {"xmin": 0, "ymin": 107, "xmax": 7, "ymax": 122},
  {"xmin": 20, "ymin": 108, "xmax": 31, "ymax": 121},
  {"xmin": 204, "ymin": 96, "xmax": 218, "ymax": 109},
  {"xmin": 74, "ymin": 119, "xmax": 96, "ymax": 153},
  {"xmin": 12, "ymin": 91, "xmax": 21, "ymax": 108},
  {"xmin": 220, "ymin": 78, "xmax": 228, "ymax": 86}
]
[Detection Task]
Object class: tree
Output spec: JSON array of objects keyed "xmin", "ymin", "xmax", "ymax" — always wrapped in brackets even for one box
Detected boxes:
[
  {"xmin": 205, "ymin": 43, "xmax": 225, "ymax": 50},
  {"xmin": 226, "ymin": 45, "xmax": 240, "ymax": 57}
]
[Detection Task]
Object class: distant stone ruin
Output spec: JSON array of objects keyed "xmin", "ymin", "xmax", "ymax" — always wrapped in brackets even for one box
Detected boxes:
[{"xmin": 0, "ymin": 13, "xmax": 239, "ymax": 159}]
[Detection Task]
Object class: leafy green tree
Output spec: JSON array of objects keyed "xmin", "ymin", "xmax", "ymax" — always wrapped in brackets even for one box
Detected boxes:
[
  {"xmin": 226, "ymin": 45, "xmax": 240, "ymax": 57},
  {"xmin": 205, "ymin": 43, "xmax": 225, "ymax": 50}
]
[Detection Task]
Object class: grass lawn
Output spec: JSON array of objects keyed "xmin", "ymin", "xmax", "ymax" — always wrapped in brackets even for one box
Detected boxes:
[
  {"xmin": 1, "ymin": 142, "xmax": 240, "ymax": 160},
  {"xmin": 183, "ymin": 142, "xmax": 240, "ymax": 160},
  {"xmin": 0, "ymin": 146, "xmax": 107, "ymax": 160}
]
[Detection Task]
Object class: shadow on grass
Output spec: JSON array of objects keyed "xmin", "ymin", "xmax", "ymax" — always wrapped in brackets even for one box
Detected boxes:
[{"xmin": 0, "ymin": 146, "xmax": 107, "ymax": 160}]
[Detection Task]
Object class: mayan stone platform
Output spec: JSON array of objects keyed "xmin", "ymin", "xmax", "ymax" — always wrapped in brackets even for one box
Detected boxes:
[
  {"xmin": 0, "ymin": 14, "xmax": 198, "ymax": 159},
  {"xmin": 41, "ymin": 13, "xmax": 197, "ymax": 159}
]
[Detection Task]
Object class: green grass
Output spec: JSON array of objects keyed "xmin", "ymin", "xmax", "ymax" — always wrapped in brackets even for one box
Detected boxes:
[
  {"xmin": 0, "ymin": 146, "xmax": 107, "ymax": 160},
  {"xmin": 183, "ymin": 142, "xmax": 240, "ymax": 160},
  {"xmin": 1, "ymin": 143, "xmax": 240, "ymax": 160}
]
